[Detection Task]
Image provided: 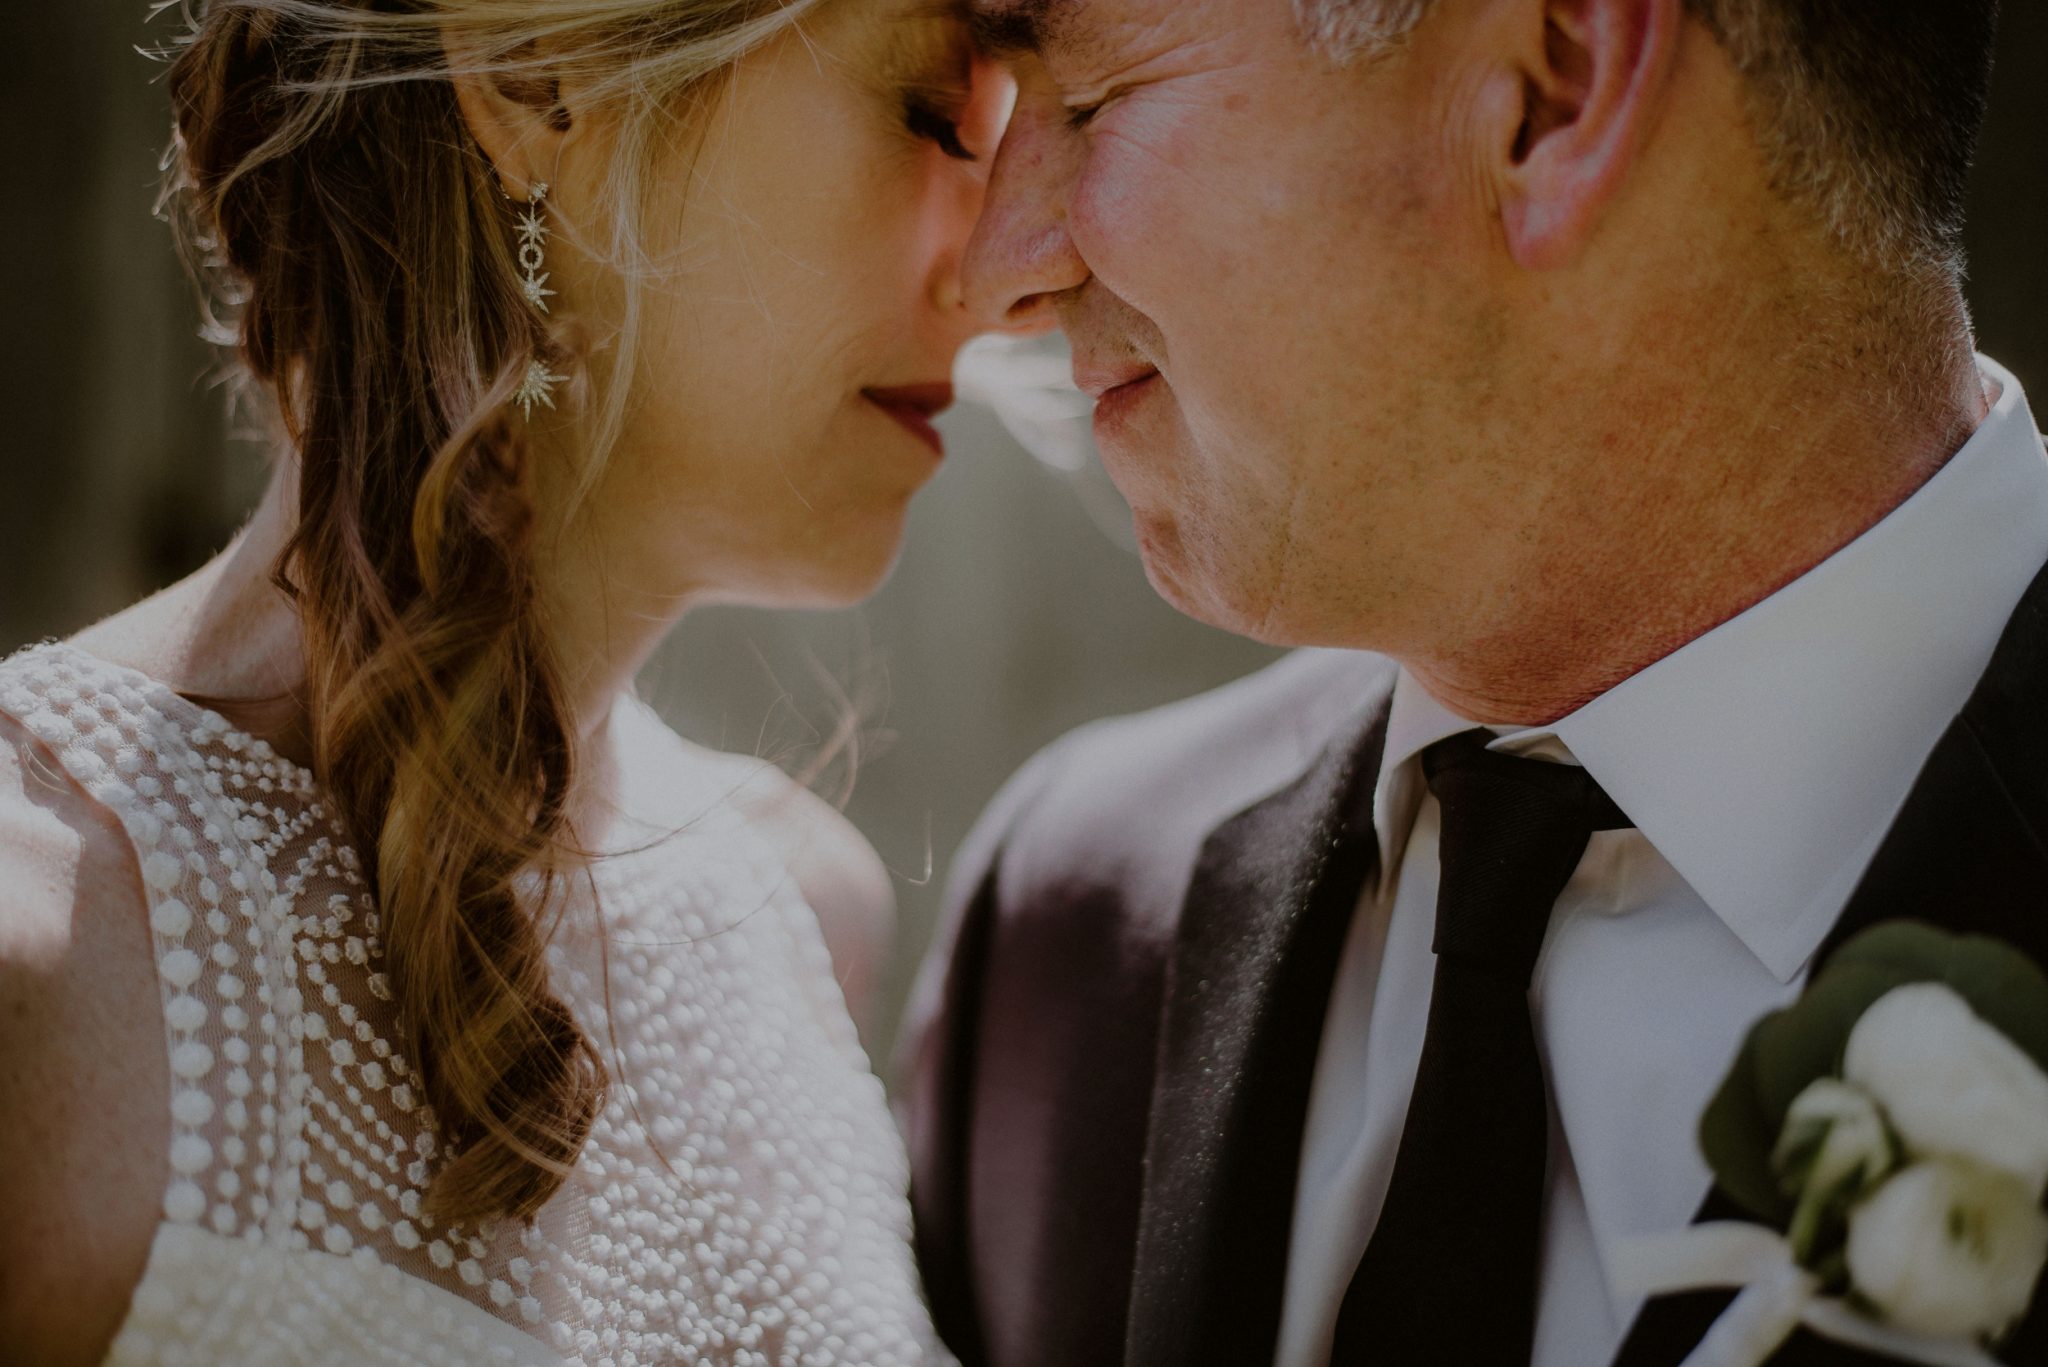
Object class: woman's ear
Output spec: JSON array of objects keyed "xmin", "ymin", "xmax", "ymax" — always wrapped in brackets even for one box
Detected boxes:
[
  {"xmin": 445, "ymin": 38, "xmax": 574, "ymax": 199},
  {"xmin": 1493, "ymin": 0, "xmax": 1682, "ymax": 271}
]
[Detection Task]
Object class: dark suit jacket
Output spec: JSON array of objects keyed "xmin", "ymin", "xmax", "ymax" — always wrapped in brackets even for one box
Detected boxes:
[{"xmin": 897, "ymin": 560, "xmax": 2048, "ymax": 1367}]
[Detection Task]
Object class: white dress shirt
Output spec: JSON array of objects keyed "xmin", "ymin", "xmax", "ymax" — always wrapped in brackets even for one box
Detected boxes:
[{"xmin": 1275, "ymin": 357, "xmax": 2048, "ymax": 1367}]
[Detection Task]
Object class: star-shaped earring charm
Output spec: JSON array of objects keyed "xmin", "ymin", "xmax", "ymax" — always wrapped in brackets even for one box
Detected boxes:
[
  {"xmin": 515, "ymin": 357, "xmax": 566, "ymax": 419},
  {"xmin": 515, "ymin": 203, "xmax": 549, "ymax": 251},
  {"xmin": 520, "ymin": 270, "xmax": 557, "ymax": 313}
]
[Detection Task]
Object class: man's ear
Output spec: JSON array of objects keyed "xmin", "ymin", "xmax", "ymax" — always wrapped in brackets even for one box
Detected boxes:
[
  {"xmin": 1494, "ymin": 0, "xmax": 1681, "ymax": 270},
  {"xmin": 445, "ymin": 39, "xmax": 576, "ymax": 199}
]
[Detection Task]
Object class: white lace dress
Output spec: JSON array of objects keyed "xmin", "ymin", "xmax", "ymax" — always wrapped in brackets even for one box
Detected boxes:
[{"xmin": 0, "ymin": 641, "xmax": 949, "ymax": 1366}]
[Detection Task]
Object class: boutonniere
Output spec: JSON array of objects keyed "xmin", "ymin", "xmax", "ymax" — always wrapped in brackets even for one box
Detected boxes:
[{"xmin": 1613, "ymin": 921, "xmax": 2048, "ymax": 1367}]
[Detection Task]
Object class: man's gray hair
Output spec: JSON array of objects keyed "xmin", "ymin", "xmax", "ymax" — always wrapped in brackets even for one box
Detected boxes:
[
  {"xmin": 1294, "ymin": 0, "xmax": 2001, "ymax": 286},
  {"xmin": 1294, "ymin": 0, "xmax": 1432, "ymax": 59}
]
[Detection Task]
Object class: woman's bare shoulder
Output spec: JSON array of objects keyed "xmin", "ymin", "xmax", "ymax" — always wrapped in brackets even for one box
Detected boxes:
[
  {"xmin": 729, "ymin": 759, "xmax": 896, "ymax": 1033},
  {"xmin": 0, "ymin": 714, "xmax": 170, "ymax": 1366},
  {"xmin": 625, "ymin": 705, "xmax": 896, "ymax": 1029},
  {"xmin": 0, "ymin": 711, "xmax": 148, "ymax": 1048}
]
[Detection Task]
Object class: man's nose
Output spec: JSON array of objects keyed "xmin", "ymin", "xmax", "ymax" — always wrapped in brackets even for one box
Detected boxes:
[{"xmin": 961, "ymin": 107, "xmax": 1088, "ymax": 335}]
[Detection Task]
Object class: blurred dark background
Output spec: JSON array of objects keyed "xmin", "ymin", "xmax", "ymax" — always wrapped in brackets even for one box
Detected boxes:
[{"xmin": 2, "ymin": 6, "xmax": 2042, "ymax": 1064}]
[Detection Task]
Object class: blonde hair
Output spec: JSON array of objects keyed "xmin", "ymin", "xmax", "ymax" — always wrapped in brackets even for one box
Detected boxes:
[{"xmin": 156, "ymin": 0, "xmax": 825, "ymax": 1227}]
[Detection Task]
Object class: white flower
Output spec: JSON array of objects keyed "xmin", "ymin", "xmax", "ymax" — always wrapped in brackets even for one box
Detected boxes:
[
  {"xmin": 1843, "ymin": 982, "xmax": 2048, "ymax": 1196},
  {"xmin": 1846, "ymin": 1158, "xmax": 2048, "ymax": 1341},
  {"xmin": 1774, "ymin": 1078, "xmax": 1896, "ymax": 1200}
]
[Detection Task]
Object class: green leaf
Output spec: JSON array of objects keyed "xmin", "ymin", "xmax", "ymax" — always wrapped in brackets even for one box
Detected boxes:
[
  {"xmin": 1700, "ymin": 1014, "xmax": 1793, "ymax": 1224},
  {"xmin": 1828, "ymin": 920, "xmax": 1966, "ymax": 977}
]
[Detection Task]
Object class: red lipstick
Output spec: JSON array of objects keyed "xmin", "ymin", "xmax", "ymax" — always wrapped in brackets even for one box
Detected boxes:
[{"xmin": 864, "ymin": 383, "xmax": 955, "ymax": 457}]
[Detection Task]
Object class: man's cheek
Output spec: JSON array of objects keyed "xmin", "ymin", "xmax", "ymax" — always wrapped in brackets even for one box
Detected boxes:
[
  {"xmin": 1072, "ymin": 157, "xmax": 1233, "ymax": 326},
  {"xmin": 1067, "ymin": 155, "xmax": 1144, "ymax": 271}
]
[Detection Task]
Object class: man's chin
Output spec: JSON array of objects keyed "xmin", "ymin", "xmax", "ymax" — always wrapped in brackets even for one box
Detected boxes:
[
  {"xmin": 1132, "ymin": 510, "xmax": 1317, "ymax": 647},
  {"xmin": 1133, "ymin": 513, "xmax": 1252, "ymax": 637}
]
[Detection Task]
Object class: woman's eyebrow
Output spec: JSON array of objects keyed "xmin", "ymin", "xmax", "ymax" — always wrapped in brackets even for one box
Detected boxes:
[{"xmin": 876, "ymin": 4, "xmax": 973, "ymax": 85}]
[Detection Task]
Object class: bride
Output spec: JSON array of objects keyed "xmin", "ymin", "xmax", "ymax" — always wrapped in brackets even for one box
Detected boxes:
[{"xmin": 0, "ymin": 0, "xmax": 1014, "ymax": 1361}]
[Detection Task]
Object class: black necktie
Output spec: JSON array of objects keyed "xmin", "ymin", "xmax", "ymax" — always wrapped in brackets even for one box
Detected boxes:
[{"xmin": 1328, "ymin": 727, "xmax": 1633, "ymax": 1366}]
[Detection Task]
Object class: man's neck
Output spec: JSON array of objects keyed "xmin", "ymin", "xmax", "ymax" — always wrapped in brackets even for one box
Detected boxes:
[{"xmin": 1406, "ymin": 333, "xmax": 1992, "ymax": 728}]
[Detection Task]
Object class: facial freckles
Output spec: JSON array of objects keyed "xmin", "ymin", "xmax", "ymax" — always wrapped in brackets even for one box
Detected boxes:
[{"xmin": 972, "ymin": 0, "xmax": 1516, "ymax": 647}]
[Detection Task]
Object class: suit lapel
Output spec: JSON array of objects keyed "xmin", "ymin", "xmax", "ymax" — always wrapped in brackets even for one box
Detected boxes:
[
  {"xmin": 1614, "ymin": 554, "xmax": 2048, "ymax": 1367},
  {"xmin": 1122, "ymin": 677, "xmax": 1394, "ymax": 1367}
]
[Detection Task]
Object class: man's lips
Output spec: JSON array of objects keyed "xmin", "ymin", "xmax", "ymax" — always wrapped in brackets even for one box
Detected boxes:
[
  {"xmin": 1088, "ymin": 368, "xmax": 1163, "ymax": 431},
  {"xmin": 863, "ymin": 382, "xmax": 954, "ymax": 457},
  {"xmin": 1073, "ymin": 363, "xmax": 1160, "ymax": 401}
]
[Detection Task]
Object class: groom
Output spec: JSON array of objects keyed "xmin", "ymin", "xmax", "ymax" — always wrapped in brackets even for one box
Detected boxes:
[{"xmin": 901, "ymin": 1, "xmax": 2048, "ymax": 1365}]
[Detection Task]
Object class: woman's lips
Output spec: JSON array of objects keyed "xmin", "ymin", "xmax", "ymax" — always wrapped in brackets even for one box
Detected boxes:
[{"xmin": 864, "ymin": 383, "xmax": 954, "ymax": 457}]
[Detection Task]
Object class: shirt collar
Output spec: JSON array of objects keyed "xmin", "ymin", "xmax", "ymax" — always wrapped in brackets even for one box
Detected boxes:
[{"xmin": 1372, "ymin": 356, "xmax": 2048, "ymax": 981}]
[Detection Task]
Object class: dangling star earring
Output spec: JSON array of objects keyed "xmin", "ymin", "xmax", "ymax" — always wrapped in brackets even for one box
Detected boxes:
[
  {"xmin": 514, "ymin": 181, "xmax": 556, "ymax": 313},
  {"xmin": 510, "ymin": 180, "xmax": 565, "ymax": 419}
]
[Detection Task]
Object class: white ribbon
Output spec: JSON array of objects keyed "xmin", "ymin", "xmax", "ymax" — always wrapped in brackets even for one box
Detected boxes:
[{"xmin": 1609, "ymin": 1223, "xmax": 2009, "ymax": 1367}]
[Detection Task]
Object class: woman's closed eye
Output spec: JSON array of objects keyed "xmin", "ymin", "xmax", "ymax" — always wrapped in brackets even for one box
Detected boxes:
[{"xmin": 906, "ymin": 100, "xmax": 977, "ymax": 161}]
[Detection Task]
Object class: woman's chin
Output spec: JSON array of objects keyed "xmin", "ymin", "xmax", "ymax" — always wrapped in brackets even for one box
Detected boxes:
[
  {"xmin": 824, "ymin": 542, "xmax": 913, "ymax": 607},
  {"xmin": 725, "ymin": 520, "xmax": 911, "ymax": 611}
]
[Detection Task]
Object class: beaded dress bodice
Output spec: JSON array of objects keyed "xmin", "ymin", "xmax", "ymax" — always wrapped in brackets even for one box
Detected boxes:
[{"xmin": 0, "ymin": 642, "xmax": 947, "ymax": 1366}]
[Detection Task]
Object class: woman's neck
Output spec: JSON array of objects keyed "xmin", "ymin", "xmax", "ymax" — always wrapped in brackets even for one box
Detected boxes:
[
  {"xmin": 71, "ymin": 458, "xmax": 311, "ymax": 757},
  {"xmin": 72, "ymin": 456, "xmax": 665, "ymax": 773}
]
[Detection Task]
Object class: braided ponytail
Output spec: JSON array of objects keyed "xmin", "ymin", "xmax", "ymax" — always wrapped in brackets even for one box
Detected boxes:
[{"xmin": 163, "ymin": 2, "xmax": 600, "ymax": 1225}]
